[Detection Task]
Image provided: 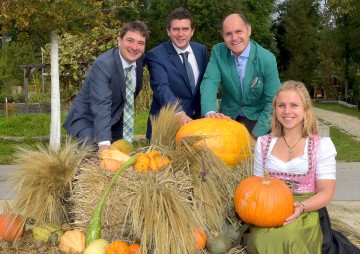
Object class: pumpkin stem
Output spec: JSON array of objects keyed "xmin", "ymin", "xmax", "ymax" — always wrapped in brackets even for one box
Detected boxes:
[
  {"xmin": 262, "ymin": 170, "xmax": 272, "ymax": 185},
  {"xmin": 2, "ymin": 201, "xmax": 11, "ymax": 215}
]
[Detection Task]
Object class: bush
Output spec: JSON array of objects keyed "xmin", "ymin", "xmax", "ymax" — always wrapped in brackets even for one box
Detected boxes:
[{"xmin": 0, "ymin": 42, "xmax": 40, "ymax": 94}]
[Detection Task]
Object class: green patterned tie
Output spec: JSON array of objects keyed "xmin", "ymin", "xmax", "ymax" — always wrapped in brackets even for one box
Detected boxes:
[{"xmin": 123, "ymin": 66, "xmax": 135, "ymax": 143}]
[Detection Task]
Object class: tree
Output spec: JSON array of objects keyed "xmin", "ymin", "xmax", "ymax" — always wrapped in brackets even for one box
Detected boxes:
[
  {"xmin": 275, "ymin": 0, "xmax": 321, "ymax": 89},
  {"xmin": 325, "ymin": 0, "xmax": 360, "ymax": 102},
  {"xmin": 2, "ymin": 0, "xmax": 124, "ymax": 150}
]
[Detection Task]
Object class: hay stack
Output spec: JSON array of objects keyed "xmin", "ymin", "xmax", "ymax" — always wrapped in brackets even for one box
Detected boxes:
[
  {"xmin": 8, "ymin": 140, "xmax": 91, "ymax": 226},
  {"xmin": 70, "ymin": 104, "xmax": 252, "ymax": 254}
]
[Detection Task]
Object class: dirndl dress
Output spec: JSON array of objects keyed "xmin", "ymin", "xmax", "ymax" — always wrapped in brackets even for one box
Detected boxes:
[{"xmin": 244, "ymin": 135, "xmax": 360, "ymax": 254}]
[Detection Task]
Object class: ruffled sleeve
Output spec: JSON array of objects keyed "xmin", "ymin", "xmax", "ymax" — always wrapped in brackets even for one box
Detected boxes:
[
  {"xmin": 316, "ymin": 137, "xmax": 337, "ymax": 180},
  {"xmin": 253, "ymin": 136, "xmax": 265, "ymax": 176}
]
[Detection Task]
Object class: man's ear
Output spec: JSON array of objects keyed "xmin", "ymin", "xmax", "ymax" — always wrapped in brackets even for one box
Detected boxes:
[{"xmin": 247, "ymin": 25, "xmax": 252, "ymax": 37}]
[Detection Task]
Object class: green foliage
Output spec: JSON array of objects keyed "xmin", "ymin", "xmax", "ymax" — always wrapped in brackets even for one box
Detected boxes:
[
  {"xmin": 276, "ymin": 0, "xmax": 321, "ymax": 88},
  {"xmin": 41, "ymin": 27, "xmax": 120, "ymax": 102},
  {"xmin": 0, "ymin": 42, "xmax": 40, "ymax": 92}
]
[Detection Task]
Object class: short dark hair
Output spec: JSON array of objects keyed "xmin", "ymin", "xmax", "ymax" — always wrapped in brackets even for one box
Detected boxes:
[
  {"xmin": 119, "ymin": 21, "xmax": 150, "ymax": 42},
  {"xmin": 166, "ymin": 7, "xmax": 194, "ymax": 30},
  {"xmin": 221, "ymin": 13, "xmax": 250, "ymax": 35}
]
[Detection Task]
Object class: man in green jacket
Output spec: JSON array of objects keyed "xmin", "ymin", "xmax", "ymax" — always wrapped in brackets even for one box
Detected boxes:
[{"xmin": 200, "ymin": 13, "xmax": 280, "ymax": 145}]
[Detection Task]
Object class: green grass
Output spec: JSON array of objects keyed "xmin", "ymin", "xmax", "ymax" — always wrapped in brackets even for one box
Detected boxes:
[
  {"xmin": 329, "ymin": 126, "xmax": 360, "ymax": 162},
  {"xmin": 0, "ymin": 110, "xmax": 149, "ymax": 164},
  {"xmin": 314, "ymin": 102, "xmax": 360, "ymax": 119}
]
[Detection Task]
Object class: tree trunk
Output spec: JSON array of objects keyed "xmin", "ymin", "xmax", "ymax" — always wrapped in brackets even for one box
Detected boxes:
[{"xmin": 49, "ymin": 30, "xmax": 61, "ymax": 150}]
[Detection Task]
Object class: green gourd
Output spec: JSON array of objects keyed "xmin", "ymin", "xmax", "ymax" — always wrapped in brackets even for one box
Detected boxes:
[
  {"xmin": 206, "ymin": 232, "xmax": 232, "ymax": 254},
  {"xmin": 85, "ymin": 156, "xmax": 136, "ymax": 246},
  {"xmin": 32, "ymin": 224, "xmax": 63, "ymax": 243}
]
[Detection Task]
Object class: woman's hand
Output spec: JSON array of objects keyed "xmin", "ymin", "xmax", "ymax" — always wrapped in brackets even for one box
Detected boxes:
[{"xmin": 283, "ymin": 202, "xmax": 304, "ymax": 225}]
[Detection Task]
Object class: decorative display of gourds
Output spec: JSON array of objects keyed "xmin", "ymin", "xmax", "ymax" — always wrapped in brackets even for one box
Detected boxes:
[{"xmin": 3, "ymin": 104, "xmax": 253, "ymax": 254}]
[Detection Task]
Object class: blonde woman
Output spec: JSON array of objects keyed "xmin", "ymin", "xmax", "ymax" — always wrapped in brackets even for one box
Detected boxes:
[{"xmin": 244, "ymin": 80, "xmax": 359, "ymax": 254}]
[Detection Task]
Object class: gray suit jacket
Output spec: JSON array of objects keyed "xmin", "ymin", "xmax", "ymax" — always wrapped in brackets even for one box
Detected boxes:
[{"xmin": 63, "ymin": 48, "xmax": 145, "ymax": 142}]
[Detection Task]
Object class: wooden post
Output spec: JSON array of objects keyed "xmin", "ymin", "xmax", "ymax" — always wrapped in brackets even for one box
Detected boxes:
[{"xmin": 23, "ymin": 67, "xmax": 29, "ymax": 113}]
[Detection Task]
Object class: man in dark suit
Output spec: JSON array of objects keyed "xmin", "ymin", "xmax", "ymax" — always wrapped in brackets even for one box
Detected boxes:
[
  {"xmin": 145, "ymin": 7, "xmax": 208, "ymax": 140},
  {"xmin": 63, "ymin": 21, "xmax": 149, "ymax": 153}
]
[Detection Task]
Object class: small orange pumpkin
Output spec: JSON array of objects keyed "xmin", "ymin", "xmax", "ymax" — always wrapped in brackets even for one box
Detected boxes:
[
  {"xmin": 176, "ymin": 118, "xmax": 251, "ymax": 167},
  {"xmin": 133, "ymin": 154, "xmax": 150, "ymax": 172},
  {"xmin": 154, "ymin": 156, "xmax": 171, "ymax": 170},
  {"xmin": 234, "ymin": 171, "xmax": 294, "ymax": 227},
  {"xmin": 99, "ymin": 159, "xmax": 123, "ymax": 172},
  {"xmin": 0, "ymin": 201, "xmax": 25, "ymax": 241},
  {"xmin": 106, "ymin": 240, "xmax": 129, "ymax": 254},
  {"xmin": 128, "ymin": 243, "xmax": 144, "ymax": 254},
  {"xmin": 194, "ymin": 227, "xmax": 207, "ymax": 250},
  {"xmin": 133, "ymin": 151, "xmax": 171, "ymax": 172}
]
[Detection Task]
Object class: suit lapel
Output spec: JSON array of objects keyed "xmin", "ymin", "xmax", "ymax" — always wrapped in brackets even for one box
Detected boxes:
[
  {"xmin": 191, "ymin": 42, "xmax": 204, "ymax": 95},
  {"xmin": 114, "ymin": 48, "xmax": 126, "ymax": 101},
  {"xmin": 243, "ymin": 41, "xmax": 256, "ymax": 95},
  {"xmin": 135, "ymin": 55, "xmax": 144, "ymax": 95},
  {"xmin": 227, "ymin": 51, "xmax": 242, "ymax": 97}
]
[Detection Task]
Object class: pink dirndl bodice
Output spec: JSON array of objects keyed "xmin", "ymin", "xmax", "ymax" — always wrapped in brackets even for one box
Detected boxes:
[{"xmin": 260, "ymin": 134, "xmax": 321, "ymax": 194}]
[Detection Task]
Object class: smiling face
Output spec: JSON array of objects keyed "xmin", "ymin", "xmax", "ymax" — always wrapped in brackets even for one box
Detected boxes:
[
  {"xmin": 222, "ymin": 14, "xmax": 251, "ymax": 58},
  {"xmin": 118, "ymin": 30, "xmax": 146, "ymax": 64},
  {"xmin": 167, "ymin": 19, "xmax": 194, "ymax": 50},
  {"xmin": 275, "ymin": 89, "xmax": 305, "ymax": 133}
]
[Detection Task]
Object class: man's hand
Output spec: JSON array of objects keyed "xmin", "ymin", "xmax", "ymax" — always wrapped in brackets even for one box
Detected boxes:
[
  {"xmin": 205, "ymin": 113, "xmax": 230, "ymax": 119},
  {"xmin": 177, "ymin": 112, "xmax": 193, "ymax": 126},
  {"xmin": 97, "ymin": 145, "xmax": 110, "ymax": 155}
]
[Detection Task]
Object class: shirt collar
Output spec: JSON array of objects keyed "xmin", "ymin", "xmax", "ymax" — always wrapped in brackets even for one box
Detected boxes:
[
  {"xmin": 172, "ymin": 42, "xmax": 193, "ymax": 55},
  {"xmin": 119, "ymin": 51, "xmax": 136, "ymax": 70}
]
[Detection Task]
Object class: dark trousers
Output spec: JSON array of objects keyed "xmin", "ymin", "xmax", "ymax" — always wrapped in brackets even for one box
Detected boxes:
[
  {"xmin": 235, "ymin": 115, "xmax": 257, "ymax": 135},
  {"xmin": 76, "ymin": 120, "xmax": 123, "ymax": 150}
]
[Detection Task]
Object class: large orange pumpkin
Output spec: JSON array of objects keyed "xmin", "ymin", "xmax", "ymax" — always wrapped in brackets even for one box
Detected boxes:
[
  {"xmin": 234, "ymin": 171, "xmax": 294, "ymax": 227},
  {"xmin": 175, "ymin": 118, "xmax": 251, "ymax": 166}
]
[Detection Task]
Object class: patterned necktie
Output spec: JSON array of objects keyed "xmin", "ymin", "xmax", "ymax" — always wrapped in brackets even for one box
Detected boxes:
[
  {"xmin": 180, "ymin": 52, "xmax": 196, "ymax": 93},
  {"xmin": 123, "ymin": 66, "xmax": 135, "ymax": 143}
]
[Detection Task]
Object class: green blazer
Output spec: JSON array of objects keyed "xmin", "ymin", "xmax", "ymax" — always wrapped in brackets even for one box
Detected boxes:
[{"xmin": 200, "ymin": 40, "xmax": 281, "ymax": 138}]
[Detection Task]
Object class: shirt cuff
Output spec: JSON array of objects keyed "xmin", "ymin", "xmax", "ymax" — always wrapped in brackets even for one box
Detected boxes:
[
  {"xmin": 98, "ymin": 141, "xmax": 111, "ymax": 147},
  {"xmin": 204, "ymin": 111, "xmax": 216, "ymax": 117}
]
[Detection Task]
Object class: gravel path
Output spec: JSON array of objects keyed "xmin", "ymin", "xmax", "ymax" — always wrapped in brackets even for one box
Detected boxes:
[{"xmin": 314, "ymin": 108, "xmax": 360, "ymax": 141}]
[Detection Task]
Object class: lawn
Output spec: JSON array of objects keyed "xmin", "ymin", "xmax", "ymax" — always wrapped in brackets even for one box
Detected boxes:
[{"xmin": 0, "ymin": 110, "xmax": 150, "ymax": 164}]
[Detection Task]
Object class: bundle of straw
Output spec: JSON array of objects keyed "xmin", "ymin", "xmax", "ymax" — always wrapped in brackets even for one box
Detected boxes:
[
  {"xmin": 7, "ymin": 140, "xmax": 91, "ymax": 226},
  {"xmin": 70, "ymin": 104, "xmax": 252, "ymax": 253}
]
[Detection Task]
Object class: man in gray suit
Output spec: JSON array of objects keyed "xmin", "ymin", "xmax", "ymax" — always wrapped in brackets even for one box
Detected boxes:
[{"xmin": 63, "ymin": 21, "xmax": 149, "ymax": 153}]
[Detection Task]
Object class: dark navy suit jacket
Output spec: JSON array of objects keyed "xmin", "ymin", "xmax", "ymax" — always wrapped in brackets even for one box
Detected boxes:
[
  {"xmin": 63, "ymin": 48, "xmax": 145, "ymax": 143},
  {"xmin": 145, "ymin": 40, "xmax": 208, "ymax": 139}
]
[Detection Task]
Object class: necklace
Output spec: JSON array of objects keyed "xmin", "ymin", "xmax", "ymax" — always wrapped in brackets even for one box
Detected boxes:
[{"xmin": 283, "ymin": 136, "xmax": 303, "ymax": 153}]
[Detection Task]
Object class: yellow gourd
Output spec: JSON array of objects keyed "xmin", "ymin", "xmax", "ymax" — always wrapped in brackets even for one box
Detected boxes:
[{"xmin": 59, "ymin": 229, "xmax": 86, "ymax": 254}]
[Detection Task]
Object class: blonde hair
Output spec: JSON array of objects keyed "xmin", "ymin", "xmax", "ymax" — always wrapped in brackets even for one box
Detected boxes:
[{"xmin": 271, "ymin": 80, "xmax": 318, "ymax": 137}]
